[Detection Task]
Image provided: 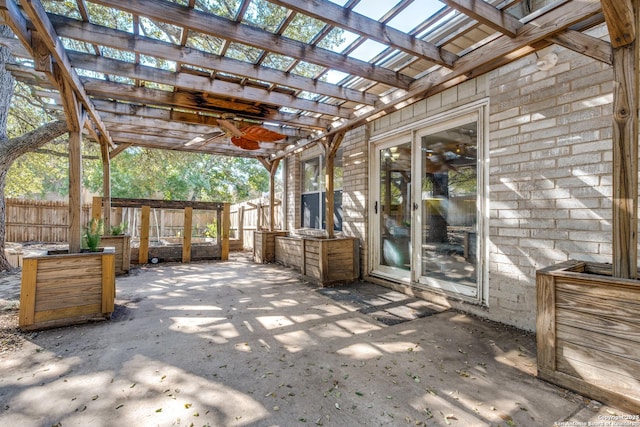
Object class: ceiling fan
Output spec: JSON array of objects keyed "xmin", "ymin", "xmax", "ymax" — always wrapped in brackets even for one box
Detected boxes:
[{"xmin": 218, "ymin": 119, "xmax": 287, "ymax": 150}]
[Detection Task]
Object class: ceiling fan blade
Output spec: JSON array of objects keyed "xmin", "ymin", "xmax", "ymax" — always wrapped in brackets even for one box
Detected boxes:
[
  {"xmin": 240, "ymin": 126, "xmax": 286, "ymax": 142},
  {"xmin": 184, "ymin": 130, "xmax": 225, "ymax": 146},
  {"xmin": 231, "ymin": 136, "xmax": 261, "ymax": 150}
]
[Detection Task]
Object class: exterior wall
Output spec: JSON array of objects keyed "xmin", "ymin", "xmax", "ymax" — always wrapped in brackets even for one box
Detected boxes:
[
  {"xmin": 341, "ymin": 126, "xmax": 368, "ymax": 277},
  {"xmin": 367, "ymin": 25, "xmax": 614, "ymax": 331},
  {"xmin": 283, "ymin": 25, "xmax": 616, "ymax": 332},
  {"xmin": 284, "ymin": 155, "xmax": 300, "ymax": 231},
  {"xmin": 487, "ymin": 28, "xmax": 613, "ymax": 330}
]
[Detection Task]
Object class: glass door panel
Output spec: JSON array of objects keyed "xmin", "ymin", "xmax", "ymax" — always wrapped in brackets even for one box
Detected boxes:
[
  {"xmin": 374, "ymin": 141, "xmax": 412, "ymax": 280},
  {"xmin": 418, "ymin": 120, "xmax": 479, "ymax": 297}
]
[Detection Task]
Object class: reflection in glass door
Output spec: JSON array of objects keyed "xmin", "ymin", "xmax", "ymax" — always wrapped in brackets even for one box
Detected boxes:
[
  {"xmin": 418, "ymin": 119, "xmax": 479, "ymax": 298},
  {"xmin": 374, "ymin": 141, "xmax": 412, "ymax": 280}
]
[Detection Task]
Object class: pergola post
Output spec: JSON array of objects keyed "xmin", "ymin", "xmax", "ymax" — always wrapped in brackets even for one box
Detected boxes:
[
  {"xmin": 603, "ymin": 0, "xmax": 639, "ymax": 279},
  {"xmin": 258, "ymin": 157, "xmax": 281, "ymax": 231},
  {"xmin": 322, "ymin": 133, "xmax": 344, "ymax": 239},
  {"xmin": 101, "ymin": 142, "xmax": 111, "ymax": 230},
  {"xmin": 68, "ymin": 128, "xmax": 82, "ymax": 253}
]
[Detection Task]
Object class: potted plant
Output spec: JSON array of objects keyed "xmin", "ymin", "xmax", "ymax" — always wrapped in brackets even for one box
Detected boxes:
[
  {"xmin": 110, "ymin": 221, "xmax": 128, "ymax": 236},
  {"xmin": 83, "ymin": 218, "xmax": 104, "ymax": 252}
]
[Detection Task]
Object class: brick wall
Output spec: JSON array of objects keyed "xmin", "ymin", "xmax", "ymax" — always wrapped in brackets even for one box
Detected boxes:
[
  {"xmin": 487, "ymin": 26, "xmax": 613, "ymax": 329},
  {"xmin": 283, "ymin": 25, "xmax": 616, "ymax": 331},
  {"xmin": 341, "ymin": 126, "xmax": 368, "ymax": 277}
]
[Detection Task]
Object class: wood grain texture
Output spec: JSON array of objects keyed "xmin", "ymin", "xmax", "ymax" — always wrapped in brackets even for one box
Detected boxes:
[
  {"xmin": 536, "ymin": 271, "xmax": 557, "ymax": 371},
  {"xmin": 68, "ymin": 129, "xmax": 82, "ymax": 253},
  {"xmin": 182, "ymin": 207, "xmax": 193, "ymax": 263},
  {"xmin": 612, "ymin": 44, "xmax": 639, "ymax": 279},
  {"xmin": 537, "ymin": 261, "xmax": 640, "ymax": 413},
  {"xmin": 18, "ymin": 258, "xmax": 38, "ymax": 327},
  {"xmin": 102, "ymin": 252, "xmax": 115, "ymax": 314},
  {"xmin": 101, "ymin": 235, "xmax": 131, "ymax": 275},
  {"xmin": 139, "ymin": 205, "xmax": 150, "ymax": 264},
  {"xmin": 221, "ymin": 203, "xmax": 230, "ymax": 261},
  {"xmin": 601, "ymin": 0, "xmax": 636, "ymax": 48},
  {"xmin": 19, "ymin": 251, "xmax": 115, "ymax": 330}
]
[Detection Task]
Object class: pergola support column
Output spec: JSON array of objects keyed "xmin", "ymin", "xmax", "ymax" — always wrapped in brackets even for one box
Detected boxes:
[
  {"xmin": 322, "ymin": 133, "xmax": 344, "ymax": 239},
  {"xmin": 101, "ymin": 142, "xmax": 111, "ymax": 229},
  {"xmin": 68, "ymin": 127, "xmax": 83, "ymax": 253},
  {"xmin": 258, "ymin": 157, "xmax": 281, "ymax": 231},
  {"xmin": 603, "ymin": 0, "xmax": 639, "ymax": 278}
]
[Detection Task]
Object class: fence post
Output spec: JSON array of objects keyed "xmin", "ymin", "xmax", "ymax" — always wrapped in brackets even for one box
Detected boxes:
[
  {"xmin": 238, "ymin": 206, "xmax": 245, "ymax": 245},
  {"xmin": 182, "ymin": 207, "xmax": 193, "ymax": 263},
  {"xmin": 222, "ymin": 203, "xmax": 230, "ymax": 260},
  {"xmin": 139, "ymin": 205, "xmax": 150, "ymax": 264},
  {"xmin": 92, "ymin": 196, "xmax": 102, "ymax": 221}
]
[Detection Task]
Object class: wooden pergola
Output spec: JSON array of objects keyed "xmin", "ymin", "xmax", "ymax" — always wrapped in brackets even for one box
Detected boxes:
[{"xmin": 0, "ymin": 0, "xmax": 637, "ymax": 277}]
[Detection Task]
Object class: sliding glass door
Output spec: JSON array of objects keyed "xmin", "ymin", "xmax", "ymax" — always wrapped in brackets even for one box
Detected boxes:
[
  {"xmin": 416, "ymin": 114, "xmax": 481, "ymax": 298},
  {"xmin": 372, "ymin": 139, "xmax": 412, "ymax": 281},
  {"xmin": 370, "ymin": 104, "xmax": 486, "ymax": 302}
]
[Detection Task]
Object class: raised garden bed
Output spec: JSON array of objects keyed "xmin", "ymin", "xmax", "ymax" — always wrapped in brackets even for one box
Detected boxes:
[
  {"xmin": 130, "ymin": 239, "xmax": 222, "ymax": 263},
  {"xmin": 274, "ymin": 235, "xmax": 359, "ymax": 287},
  {"xmin": 100, "ymin": 234, "xmax": 131, "ymax": 275},
  {"xmin": 19, "ymin": 248, "xmax": 116, "ymax": 331},
  {"xmin": 253, "ymin": 231, "xmax": 288, "ymax": 263},
  {"xmin": 536, "ymin": 260, "xmax": 640, "ymax": 413}
]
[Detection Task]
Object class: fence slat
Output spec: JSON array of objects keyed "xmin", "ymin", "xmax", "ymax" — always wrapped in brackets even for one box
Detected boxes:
[{"xmin": 6, "ymin": 197, "xmax": 282, "ymax": 246}]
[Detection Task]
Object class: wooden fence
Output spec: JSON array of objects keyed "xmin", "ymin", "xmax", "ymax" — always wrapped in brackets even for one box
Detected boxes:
[
  {"xmin": 5, "ymin": 199, "xmax": 92, "ymax": 243},
  {"xmin": 6, "ymin": 197, "xmax": 282, "ymax": 248}
]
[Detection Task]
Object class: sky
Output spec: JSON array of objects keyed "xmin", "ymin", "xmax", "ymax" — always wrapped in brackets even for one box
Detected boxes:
[{"xmin": 324, "ymin": 0, "xmax": 447, "ymax": 83}]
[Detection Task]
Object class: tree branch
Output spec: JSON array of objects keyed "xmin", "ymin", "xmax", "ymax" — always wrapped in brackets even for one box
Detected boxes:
[{"xmin": 0, "ymin": 119, "xmax": 69, "ymax": 168}]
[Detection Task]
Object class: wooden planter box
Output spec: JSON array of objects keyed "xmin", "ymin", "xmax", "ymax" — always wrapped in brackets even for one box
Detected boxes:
[
  {"xmin": 275, "ymin": 236, "xmax": 359, "ymax": 286},
  {"xmin": 19, "ymin": 249, "xmax": 116, "ymax": 331},
  {"xmin": 536, "ymin": 260, "xmax": 640, "ymax": 413},
  {"xmin": 254, "ymin": 231, "xmax": 288, "ymax": 263},
  {"xmin": 100, "ymin": 234, "xmax": 131, "ymax": 275},
  {"xmin": 131, "ymin": 243, "xmax": 221, "ymax": 263}
]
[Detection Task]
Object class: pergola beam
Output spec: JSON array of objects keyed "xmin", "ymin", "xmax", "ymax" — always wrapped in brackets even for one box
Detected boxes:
[
  {"xmin": 81, "ymin": 78, "xmax": 331, "ymax": 130},
  {"xmin": 547, "ymin": 30, "xmax": 613, "ymax": 65},
  {"xmin": 267, "ymin": 0, "xmax": 458, "ymax": 67},
  {"xmin": 14, "ymin": 0, "xmax": 114, "ymax": 149},
  {"xmin": 66, "ymin": 50, "xmax": 353, "ymax": 118},
  {"xmin": 49, "ymin": 14, "xmax": 378, "ymax": 106},
  {"xmin": 440, "ymin": 0, "xmax": 522, "ymax": 38},
  {"xmin": 92, "ymin": 0, "xmax": 414, "ymax": 90}
]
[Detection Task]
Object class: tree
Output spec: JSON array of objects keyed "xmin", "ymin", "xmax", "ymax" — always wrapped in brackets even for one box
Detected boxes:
[{"xmin": 0, "ymin": 26, "xmax": 69, "ymax": 271}]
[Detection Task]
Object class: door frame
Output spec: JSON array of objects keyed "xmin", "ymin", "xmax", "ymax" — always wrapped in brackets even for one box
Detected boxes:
[
  {"xmin": 369, "ymin": 132, "xmax": 413, "ymax": 283},
  {"xmin": 368, "ymin": 99, "xmax": 489, "ymax": 304}
]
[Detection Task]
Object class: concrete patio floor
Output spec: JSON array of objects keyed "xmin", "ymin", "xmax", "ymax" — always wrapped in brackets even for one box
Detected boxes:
[{"xmin": 0, "ymin": 253, "xmax": 636, "ymax": 426}]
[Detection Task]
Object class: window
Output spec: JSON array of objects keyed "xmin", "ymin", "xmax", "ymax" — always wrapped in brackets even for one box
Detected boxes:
[{"xmin": 301, "ymin": 151, "xmax": 343, "ymax": 230}]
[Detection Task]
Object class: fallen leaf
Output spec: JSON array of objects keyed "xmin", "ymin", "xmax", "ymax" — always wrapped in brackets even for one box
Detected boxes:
[
  {"xmin": 115, "ymin": 404, "xmax": 124, "ymax": 410},
  {"xmin": 184, "ymin": 403, "xmax": 192, "ymax": 409},
  {"xmin": 155, "ymin": 408, "xmax": 162, "ymax": 413}
]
